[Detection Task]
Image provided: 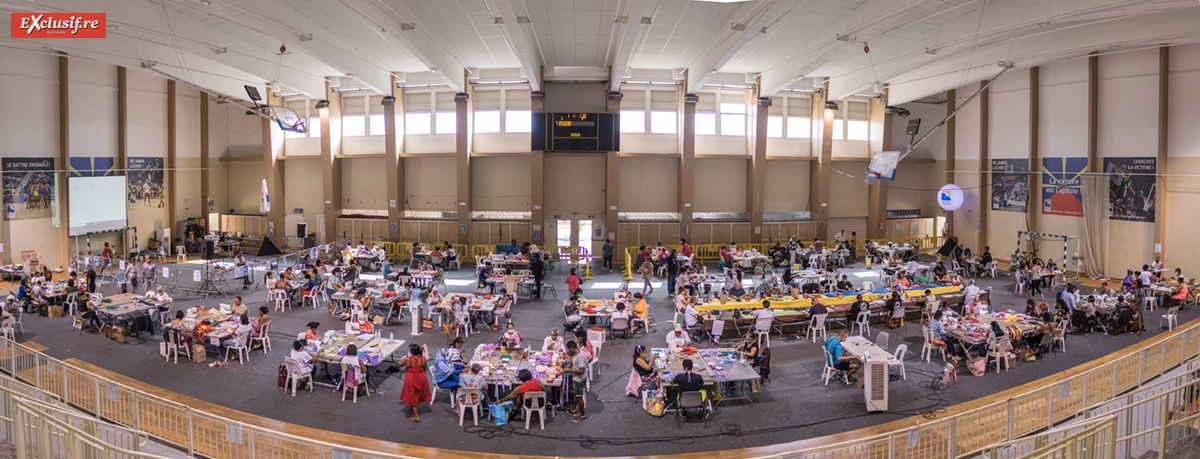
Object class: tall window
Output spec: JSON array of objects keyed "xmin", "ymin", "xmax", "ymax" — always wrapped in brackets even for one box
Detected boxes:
[
  {"xmin": 649, "ymin": 111, "xmax": 676, "ymax": 134},
  {"xmin": 719, "ymin": 102, "xmax": 746, "ymax": 137},
  {"xmin": 786, "ymin": 117, "xmax": 810, "ymax": 138},
  {"xmin": 845, "ymin": 100, "xmax": 869, "ymax": 141},
  {"xmin": 847, "ymin": 120, "xmax": 869, "ymax": 141},
  {"xmin": 435, "ymin": 112, "xmax": 457, "ymax": 134},
  {"xmin": 368, "ymin": 114, "xmax": 385, "ymax": 136},
  {"xmin": 766, "ymin": 116, "xmax": 783, "ymax": 138},
  {"xmin": 832, "ymin": 119, "xmax": 844, "ymax": 140},
  {"xmin": 308, "ymin": 117, "xmax": 321, "ymax": 138},
  {"xmin": 475, "ymin": 110, "xmax": 501, "ymax": 133},
  {"xmin": 406, "ymin": 113, "xmax": 431, "ymax": 135}
]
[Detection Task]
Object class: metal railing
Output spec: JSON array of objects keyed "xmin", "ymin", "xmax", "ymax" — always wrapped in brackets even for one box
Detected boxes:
[
  {"xmin": 0, "ymin": 337, "xmax": 421, "ymax": 459},
  {"xmin": 780, "ymin": 320, "xmax": 1200, "ymax": 459},
  {"xmin": 976, "ymin": 415, "xmax": 1119, "ymax": 459}
]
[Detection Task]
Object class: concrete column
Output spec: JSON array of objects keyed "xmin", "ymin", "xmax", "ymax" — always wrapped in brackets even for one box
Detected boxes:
[
  {"xmin": 166, "ymin": 80, "xmax": 177, "ymax": 235},
  {"xmin": 262, "ymin": 94, "xmax": 286, "ymax": 246},
  {"xmin": 1087, "ymin": 53, "xmax": 1099, "ymax": 173},
  {"xmin": 866, "ymin": 90, "xmax": 892, "ymax": 239},
  {"xmin": 606, "ymin": 93, "xmax": 621, "ymax": 246},
  {"xmin": 321, "ymin": 84, "xmax": 343, "ymax": 242},
  {"xmin": 57, "ymin": 53, "xmax": 70, "ymax": 267},
  {"xmin": 680, "ymin": 93, "xmax": 696, "ymax": 234},
  {"xmin": 1156, "ymin": 47, "xmax": 1169, "ymax": 260},
  {"xmin": 945, "ymin": 89, "xmax": 956, "ymax": 237},
  {"xmin": 1028, "ymin": 67, "xmax": 1040, "ymax": 234},
  {"xmin": 811, "ymin": 83, "xmax": 833, "ymax": 240},
  {"xmin": 979, "ymin": 80, "xmax": 990, "ymax": 250},
  {"xmin": 385, "ymin": 80, "xmax": 403, "ymax": 243},
  {"xmin": 117, "ymin": 67, "xmax": 128, "ymax": 176},
  {"xmin": 531, "ymin": 92, "xmax": 545, "ymax": 246},
  {"xmin": 455, "ymin": 92, "xmax": 471, "ymax": 245},
  {"xmin": 750, "ymin": 95, "xmax": 768, "ymax": 244},
  {"xmin": 200, "ymin": 94, "xmax": 210, "ymax": 216}
]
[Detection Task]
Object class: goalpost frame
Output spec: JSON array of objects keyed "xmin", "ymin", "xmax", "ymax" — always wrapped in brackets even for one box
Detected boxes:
[{"xmin": 1015, "ymin": 230, "xmax": 1069, "ymax": 271}]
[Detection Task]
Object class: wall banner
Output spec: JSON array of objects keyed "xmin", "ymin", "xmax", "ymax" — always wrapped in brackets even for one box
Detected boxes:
[
  {"xmin": 991, "ymin": 158, "xmax": 1028, "ymax": 213},
  {"xmin": 1105, "ymin": 157, "xmax": 1156, "ymax": 222},
  {"xmin": 1041, "ymin": 157, "xmax": 1087, "ymax": 217},
  {"xmin": 127, "ymin": 157, "xmax": 165, "ymax": 209},
  {"xmin": 2, "ymin": 158, "xmax": 55, "ymax": 220}
]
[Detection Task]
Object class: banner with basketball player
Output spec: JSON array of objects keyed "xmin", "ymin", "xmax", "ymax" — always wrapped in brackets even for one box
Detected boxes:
[
  {"xmin": 990, "ymin": 159, "xmax": 1028, "ymax": 212},
  {"xmin": 127, "ymin": 157, "xmax": 166, "ymax": 208},
  {"xmin": 1105, "ymin": 157, "xmax": 1156, "ymax": 222},
  {"xmin": 1041, "ymin": 157, "xmax": 1087, "ymax": 217},
  {"xmin": 2, "ymin": 158, "xmax": 55, "ymax": 220}
]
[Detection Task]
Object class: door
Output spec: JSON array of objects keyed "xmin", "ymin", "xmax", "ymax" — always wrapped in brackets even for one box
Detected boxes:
[{"xmin": 577, "ymin": 220, "xmax": 593, "ymax": 263}]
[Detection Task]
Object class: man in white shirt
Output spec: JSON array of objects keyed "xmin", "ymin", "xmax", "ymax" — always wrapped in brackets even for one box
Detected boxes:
[
  {"xmin": 542, "ymin": 329, "xmax": 565, "ymax": 352},
  {"xmin": 666, "ymin": 323, "xmax": 692, "ymax": 347},
  {"xmin": 1061, "ymin": 285, "xmax": 1077, "ymax": 312},
  {"xmin": 834, "ymin": 230, "xmax": 847, "ymax": 244},
  {"xmin": 963, "ymin": 279, "xmax": 981, "ymax": 304},
  {"xmin": 1139, "ymin": 266, "xmax": 1153, "ymax": 288},
  {"xmin": 683, "ymin": 302, "xmax": 699, "ymax": 329}
]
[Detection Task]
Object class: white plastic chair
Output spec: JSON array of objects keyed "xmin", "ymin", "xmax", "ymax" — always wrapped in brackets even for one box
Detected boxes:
[
  {"xmin": 302, "ymin": 289, "xmax": 320, "ymax": 309},
  {"xmin": 522, "ymin": 391, "xmax": 548, "ymax": 430},
  {"xmin": 283, "ymin": 357, "xmax": 313, "ymax": 396},
  {"xmin": 0, "ymin": 318, "xmax": 15, "ymax": 342},
  {"xmin": 340, "ymin": 364, "xmax": 370, "ymax": 403},
  {"xmin": 1145, "ymin": 295, "xmax": 1160, "ymax": 312},
  {"xmin": 861, "ymin": 281, "xmax": 875, "ymax": 291},
  {"xmin": 821, "ymin": 347, "xmax": 838, "ymax": 386},
  {"xmin": 224, "ymin": 330, "xmax": 251, "ymax": 364},
  {"xmin": 755, "ymin": 316, "xmax": 773, "ymax": 349},
  {"xmin": 251, "ymin": 321, "xmax": 272, "ymax": 354},
  {"xmin": 1162, "ymin": 306, "xmax": 1180, "ymax": 331},
  {"xmin": 176, "ymin": 246, "xmax": 186, "ymax": 263},
  {"xmin": 272, "ymin": 290, "xmax": 288, "ymax": 312},
  {"xmin": 921, "ymin": 326, "xmax": 946, "ymax": 363},
  {"xmin": 1054, "ymin": 320, "xmax": 1069, "ymax": 352},
  {"xmin": 458, "ymin": 388, "xmax": 483, "ymax": 426},
  {"xmin": 165, "ymin": 328, "xmax": 191, "ymax": 363},
  {"xmin": 985, "ymin": 261, "xmax": 998, "ymax": 278},
  {"xmin": 987, "ymin": 337, "xmax": 1013, "ymax": 373},
  {"xmin": 807, "ymin": 314, "xmax": 827, "ymax": 343},
  {"xmin": 888, "ymin": 344, "xmax": 908, "ymax": 380},
  {"xmin": 875, "ymin": 331, "xmax": 889, "ymax": 351},
  {"xmin": 852, "ymin": 311, "xmax": 871, "ymax": 337}
]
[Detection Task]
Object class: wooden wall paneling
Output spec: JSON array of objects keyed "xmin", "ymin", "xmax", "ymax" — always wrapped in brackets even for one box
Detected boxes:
[
  {"xmin": 512, "ymin": 223, "xmax": 531, "ymax": 244},
  {"xmin": 713, "ymin": 224, "xmax": 731, "ymax": 244},
  {"xmin": 660, "ymin": 224, "xmax": 680, "ymax": 244},
  {"xmin": 732, "ymin": 223, "xmax": 751, "ymax": 243},
  {"xmin": 400, "ymin": 221, "xmax": 419, "ymax": 241}
]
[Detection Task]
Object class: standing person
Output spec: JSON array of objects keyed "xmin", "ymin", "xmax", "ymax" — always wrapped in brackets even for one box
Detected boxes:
[
  {"xmin": 234, "ymin": 251, "xmax": 251, "ymax": 288},
  {"xmin": 666, "ymin": 250, "xmax": 680, "ymax": 298},
  {"xmin": 397, "ymin": 344, "xmax": 431, "ymax": 422},
  {"xmin": 602, "ymin": 239, "xmax": 614, "ymax": 272},
  {"xmin": 85, "ymin": 265, "xmax": 97, "ymax": 294},
  {"xmin": 638, "ymin": 258, "xmax": 654, "ymax": 295},
  {"xmin": 566, "ymin": 267, "xmax": 582, "ymax": 294},
  {"xmin": 101, "ymin": 243, "xmax": 114, "ymax": 273},
  {"xmin": 530, "ymin": 252, "xmax": 545, "ymax": 299},
  {"xmin": 564, "ymin": 340, "xmax": 589, "ymax": 422}
]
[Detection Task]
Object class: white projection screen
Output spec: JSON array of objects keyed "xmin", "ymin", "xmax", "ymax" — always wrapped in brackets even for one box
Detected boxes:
[{"xmin": 68, "ymin": 176, "xmax": 127, "ymax": 236}]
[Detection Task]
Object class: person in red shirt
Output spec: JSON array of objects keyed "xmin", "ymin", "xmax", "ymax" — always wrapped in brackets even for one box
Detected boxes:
[
  {"xmin": 680, "ymin": 239, "xmax": 692, "ymax": 258},
  {"xmin": 498, "ymin": 369, "xmax": 544, "ymax": 404},
  {"xmin": 566, "ymin": 267, "xmax": 582, "ymax": 293},
  {"xmin": 101, "ymin": 243, "xmax": 114, "ymax": 272}
]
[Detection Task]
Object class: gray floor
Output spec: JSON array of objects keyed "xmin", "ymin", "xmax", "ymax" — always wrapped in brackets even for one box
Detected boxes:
[{"xmin": 13, "ymin": 255, "xmax": 1188, "ymax": 457}]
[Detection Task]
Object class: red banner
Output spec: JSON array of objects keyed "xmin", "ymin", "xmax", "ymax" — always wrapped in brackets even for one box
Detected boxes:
[{"xmin": 11, "ymin": 13, "xmax": 106, "ymax": 38}]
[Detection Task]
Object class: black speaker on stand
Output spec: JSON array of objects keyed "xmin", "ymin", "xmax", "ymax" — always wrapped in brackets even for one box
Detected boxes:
[{"xmin": 204, "ymin": 240, "xmax": 215, "ymax": 260}]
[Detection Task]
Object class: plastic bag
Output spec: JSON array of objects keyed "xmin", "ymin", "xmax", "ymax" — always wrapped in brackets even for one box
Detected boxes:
[{"xmin": 490, "ymin": 403, "xmax": 509, "ymax": 426}]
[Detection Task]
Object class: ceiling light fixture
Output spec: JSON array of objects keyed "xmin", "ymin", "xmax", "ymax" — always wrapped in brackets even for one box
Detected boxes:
[
  {"xmin": 825, "ymin": 101, "xmax": 839, "ymax": 110},
  {"xmin": 314, "ymin": 100, "xmax": 329, "ymax": 109},
  {"xmin": 200, "ymin": 0, "xmax": 211, "ymax": 5},
  {"xmin": 381, "ymin": 96, "xmax": 396, "ymax": 105}
]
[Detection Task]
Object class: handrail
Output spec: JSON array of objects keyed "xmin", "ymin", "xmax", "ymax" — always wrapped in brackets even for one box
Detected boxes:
[
  {"xmin": 776, "ymin": 318, "xmax": 1200, "ymax": 458},
  {"xmin": 0, "ymin": 313, "xmax": 1192, "ymax": 459}
]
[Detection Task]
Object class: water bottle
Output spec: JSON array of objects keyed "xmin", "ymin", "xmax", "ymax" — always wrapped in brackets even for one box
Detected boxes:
[{"xmin": 389, "ymin": 331, "xmax": 394, "ymax": 340}]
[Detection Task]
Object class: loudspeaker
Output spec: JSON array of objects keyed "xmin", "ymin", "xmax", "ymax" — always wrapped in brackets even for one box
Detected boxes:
[
  {"xmin": 203, "ymin": 240, "xmax": 215, "ymax": 260},
  {"xmin": 297, "ymin": 223, "xmax": 308, "ymax": 238}
]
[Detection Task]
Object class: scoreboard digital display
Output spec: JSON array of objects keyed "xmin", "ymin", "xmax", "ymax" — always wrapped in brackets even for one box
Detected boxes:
[{"xmin": 531, "ymin": 113, "xmax": 618, "ymax": 152}]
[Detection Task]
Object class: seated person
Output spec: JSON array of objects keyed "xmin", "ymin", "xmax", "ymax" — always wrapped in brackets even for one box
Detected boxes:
[
  {"xmin": 734, "ymin": 332, "xmax": 762, "ymax": 365},
  {"xmin": 542, "ymin": 328, "xmax": 565, "ymax": 353},
  {"xmin": 825, "ymin": 329, "xmax": 861, "ymax": 385},
  {"xmin": 932, "ymin": 262, "xmax": 947, "ymax": 279},
  {"xmin": 666, "ymin": 323, "xmax": 692, "ymax": 347},
  {"xmin": 491, "ymin": 290, "xmax": 512, "ymax": 330},
  {"xmin": 475, "ymin": 281, "xmax": 491, "ymax": 296},
  {"xmin": 611, "ymin": 302, "xmax": 630, "ymax": 321},
  {"xmin": 914, "ymin": 269, "xmax": 932, "ymax": 285},
  {"xmin": 252, "ymin": 306, "xmax": 271, "ymax": 340},
  {"xmin": 835, "ymin": 275, "xmax": 854, "ymax": 292},
  {"xmin": 728, "ymin": 282, "xmax": 747, "ymax": 297},
  {"xmin": 499, "ymin": 322, "xmax": 522, "ymax": 348},
  {"xmin": 801, "ymin": 281, "xmax": 821, "ymax": 294},
  {"xmin": 497, "ymin": 369, "xmax": 544, "ymax": 407},
  {"xmin": 222, "ymin": 314, "xmax": 254, "ymax": 351},
  {"xmin": 809, "ymin": 298, "xmax": 828, "ymax": 317},
  {"xmin": 672, "ymin": 358, "xmax": 707, "ymax": 403},
  {"xmin": 631, "ymin": 294, "xmax": 649, "ymax": 328},
  {"xmin": 290, "ymin": 340, "xmax": 318, "ymax": 377}
]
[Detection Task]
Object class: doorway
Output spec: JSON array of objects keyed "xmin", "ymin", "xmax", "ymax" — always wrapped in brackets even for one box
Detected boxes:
[{"xmin": 554, "ymin": 219, "xmax": 596, "ymax": 264}]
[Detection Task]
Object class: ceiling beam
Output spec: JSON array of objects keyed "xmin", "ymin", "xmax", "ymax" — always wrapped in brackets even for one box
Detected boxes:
[
  {"xmin": 758, "ymin": 0, "xmax": 954, "ymax": 97},
  {"xmin": 163, "ymin": 0, "xmax": 395, "ymax": 95},
  {"xmin": 824, "ymin": 0, "xmax": 1199, "ymax": 101},
  {"xmin": 887, "ymin": 10, "xmax": 1200, "ymax": 104},
  {"xmin": 684, "ymin": 0, "xmax": 790, "ymax": 94},
  {"xmin": 606, "ymin": 0, "xmax": 654, "ymax": 92},
  {"xmin": 340, "ymin": 0, "xmax": 469, "ymax": 93},
  {"xmin": 489, "ymin": 0, "xmax": 543, "ymax": 91}
]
